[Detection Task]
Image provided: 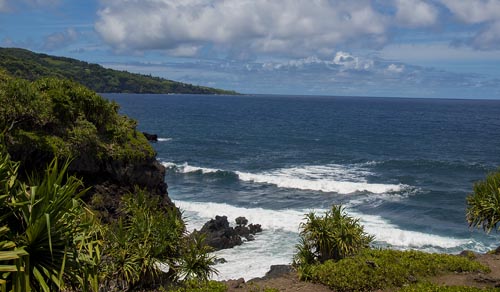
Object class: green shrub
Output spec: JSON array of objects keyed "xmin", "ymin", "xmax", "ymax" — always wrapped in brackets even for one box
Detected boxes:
[
  {"xmin": 0, "ymin": 73, "xmax": 155, "ymax": 175},
  {"xmin": 295, "ymin": 205, "xmax": 373, "ymax": 266},
  {"xmin": 308, "ymin": 249, "xmax": 489, "ymax": 292},
  {"xmin": 100, "ymin": 188, "xmax": 218, "ymax": 290},
  {"xmin": 466, "ymin": 170, "xmax": 500, "ymax": 233}
]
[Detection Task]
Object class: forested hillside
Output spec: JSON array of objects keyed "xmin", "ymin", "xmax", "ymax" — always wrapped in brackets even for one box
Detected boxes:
[{"xmin": 0, "ymin": 47, "xmax": 237, "ymax": 95}]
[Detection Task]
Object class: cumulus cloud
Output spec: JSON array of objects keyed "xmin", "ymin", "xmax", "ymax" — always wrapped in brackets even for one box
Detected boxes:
[
  {"xmin": 95, "ymin": 0, "xmax": 388, "ymax": 56},
  {"xmin": 439, "ymin": 0, "xmax": 500, "ymax": 50},
  {"xmin": 41, "ymin": 28, "xmax": 78, "ymax": 51},
  {"xmin": 439, "ymin": 0, "xmax": 500, "ymax": 24},
  {"xmin": 394, "ymin": 0, "xmax": 438, "ymax": 27},
  {"xmin": 386, "ymin": 63, "xmax": 405, "ymax": 73}
]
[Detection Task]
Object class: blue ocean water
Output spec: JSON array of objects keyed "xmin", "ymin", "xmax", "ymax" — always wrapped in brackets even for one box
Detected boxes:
[{"xmin": 105, "ymin": 93, "xmax": 500, "ymax": 280}]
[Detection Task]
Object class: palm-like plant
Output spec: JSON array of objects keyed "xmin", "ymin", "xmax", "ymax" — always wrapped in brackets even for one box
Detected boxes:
[
  {"xmin": 467, "ymin": 170, "xmax": 500, "ymax": 233},
  {"xmin": 0, "ymin": 143, "xmax": 102, "ymax": 292},
  {"xmin": 177, "ymin": 234, "xmax": 218, "ymax": 282},
  {"xmin": 296, "ymin": 205, "xmax": 373, "ymax": 265}
]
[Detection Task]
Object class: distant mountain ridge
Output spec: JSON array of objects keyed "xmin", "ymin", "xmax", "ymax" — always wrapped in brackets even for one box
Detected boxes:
[{"xmin": 0, "ymin": 47, "xmax": 238, "ymax": 95}]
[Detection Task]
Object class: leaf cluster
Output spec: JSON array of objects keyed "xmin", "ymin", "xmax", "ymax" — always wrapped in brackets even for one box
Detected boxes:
[
  {"xmin": 0, "ymin": 71, "xmax": 155, "ymax": 174},
  {"xmin": 0, "ymin": 144, "xmax": 102, "ymax": 292},
  {"xmin": 466, "ymin": 170, "xmax": 500, "ymax": 233},
  {"xmin": 100, "ymin": 189, "xmax": 218, "ymax": 291},
  {"xmin": 295, "ymin": 205, "xmax": 373, "ymax": 267}
]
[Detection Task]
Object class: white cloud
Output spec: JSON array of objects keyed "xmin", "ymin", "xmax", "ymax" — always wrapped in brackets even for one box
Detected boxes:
[
  {"xmin": 472, "ymin": 20, "xmax": 500, "ymax": 50},
  {"xmin": 439, "ymin": 0, "xmax": 500, "ymax": 24},
  {"xmin": 395, "ymin": 0, "xmax": 438, "ymax": 27},
  {"xmin": 386, "ymin": 63, "xmax": 405, "ymax": 73},
  {"xmin": 333, "ymin": 51, "xmax": 374, "ymax": 70},
  {"xmin": 95, "ymin": 0, "xmax": 388, "ymax": 56},
  {"xmin": 41, "ymin": 28, "xmax": 78, "ymax": 51},
  {"xmin": 438, "ymin": 0, "xmax": 500, "ymax": 50}
]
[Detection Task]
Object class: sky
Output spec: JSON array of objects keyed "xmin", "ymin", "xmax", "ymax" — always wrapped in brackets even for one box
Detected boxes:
[{"xmin": 1, "ymin": 0, "xmax": 500, "ymax": 99}]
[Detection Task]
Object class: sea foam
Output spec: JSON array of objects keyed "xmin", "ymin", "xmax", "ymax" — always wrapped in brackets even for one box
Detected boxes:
[
  {"xmin": 174, "ymin": 200, "xmax": 486, "ymax": 280},
  {"xmin": 163, "ymin": 162, "xmax": 404, "ymax": 194}
]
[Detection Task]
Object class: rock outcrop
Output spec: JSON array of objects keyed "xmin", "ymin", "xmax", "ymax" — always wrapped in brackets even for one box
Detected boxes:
[
  {"xmin": 195, "ymin": 216, "xmax": 262, "ymax": 250},
  {"xmin": 142, "ymin": 132, "xmax": 158, "ymax": 142}
]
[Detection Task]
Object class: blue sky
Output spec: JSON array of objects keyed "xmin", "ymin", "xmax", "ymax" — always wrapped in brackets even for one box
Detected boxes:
[{"xmin": 1, "ymin": 0, "xmax": 500, "ymax": 99}]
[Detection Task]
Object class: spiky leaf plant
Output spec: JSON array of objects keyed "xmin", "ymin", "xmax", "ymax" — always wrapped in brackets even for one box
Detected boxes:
[
  {"xmin": 466, "ymin": 170, "xmax": 500, "ymax": 233},
  {"xmin": 295, "ymin": 205, "xmax": 373, "ymax": 265}
]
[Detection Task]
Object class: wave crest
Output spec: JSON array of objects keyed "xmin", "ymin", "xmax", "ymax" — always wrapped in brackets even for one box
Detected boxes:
[{"xmin": 163, "ymin": 162, "xmax": 405, "ymax": 194}]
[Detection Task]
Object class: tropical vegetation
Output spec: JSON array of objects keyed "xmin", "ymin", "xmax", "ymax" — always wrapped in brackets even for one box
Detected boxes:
[
  {"xmin": 0, "ymin": 47, "xmax": 237, "ymax": 95},
  {"xmin": 466, "ymin": 170, "xmax": 500, "ymax": 233},
  {"xmin": 0, "ymin": 142, "xmax": 219, "ymax": 291},
  {"xmin": 0, "ymin": 70, "xmax": 219, "ymax": 291},
  {"xmin": 293, "ymin": 206, "xmax": 490, "ymax": 292}
]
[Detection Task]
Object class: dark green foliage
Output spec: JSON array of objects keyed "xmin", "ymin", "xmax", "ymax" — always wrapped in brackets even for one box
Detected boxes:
[
  {"xmin": 0, "ymin": 72, "xmax": 155, "ymax": 174},
  {"xmin": 101, "ymin": 189, "xmax": 218, "ymax": 290},
  {"xmin": 0, "ymin": 47, "xmax": 238, "ymax": 95},
  {"xmin": 466, "ymin": 170, "xmax": 500, "ymax": 233},
  {"xmin": 295, "ymin": 205, "xmax": 373, "ymax": 266},
  {"xmin": 0, "ymin": 145, "xmax": 102, "ymax": 292},
  {"xmin": 307, "ymin": 249, "xmax": 488, "ymax": 292}
]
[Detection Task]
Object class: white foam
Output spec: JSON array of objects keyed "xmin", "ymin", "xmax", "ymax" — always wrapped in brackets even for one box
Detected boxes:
[
  {"xmin": 355, "ymin": 212, "xmax": 469, "ymax": 249},
  {"xmin": 235, "ymin": 170, "xmax": 403, "ymax": 194},
  {"xmin": 174, "ymin": 200, "xmax": 486, "ymax": 280},
  {"xmin": 164, "ymin": 162, "xmax": 404, "ymax": 194},
  {"xmin": 174, "ymin": 200, "xmax": 304, "ymax": 233},
  {"xmin": 157, "ymin": 137, "xmax": 172, "ymax": 142},
  {"xmin": 161, "ymin": 162, "xmax": 221, "ymax": 174}
]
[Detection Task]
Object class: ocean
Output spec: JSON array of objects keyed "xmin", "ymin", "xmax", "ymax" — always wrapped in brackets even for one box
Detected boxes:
[{"xmin": 104, "ymin": 93, "xmax": 500, "ymax": 280}]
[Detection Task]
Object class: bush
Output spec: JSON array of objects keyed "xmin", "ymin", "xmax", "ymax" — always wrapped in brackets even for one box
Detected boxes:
[
  {"xmin": 308, "ymin": 249, "xmax": 489, "ymax": 292},
  {"xmin": 466, "ymin": 170, "xmax": 500, "ymax": 233},
  {"xmin": 100, "ymin": 189, "xmax": 218, "ymax": 290},
  {"xmin": 294, "ymin": 205, "xmax": 373, "ymax": 266}
]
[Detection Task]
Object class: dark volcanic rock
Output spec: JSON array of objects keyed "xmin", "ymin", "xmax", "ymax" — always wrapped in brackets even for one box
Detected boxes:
[
  {"xmin": 74, "ymin": 154, "xmax": 173, "ymax": 221},
  {"xmin": 142, "ymin": 132, "xmax": 158, "ymax": 142},
  {"xmin": 264, "ymin": 265, "xmax": 293, "ymax": 279},
  {"xmin": 196, "ymin": 216, "xmax": 263, "ymax": 250},
  {"xmin": 198, "ymin": 216, "xmax": 242, "ymax": 250}
]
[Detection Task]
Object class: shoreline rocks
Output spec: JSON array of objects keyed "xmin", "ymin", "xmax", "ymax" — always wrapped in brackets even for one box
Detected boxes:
[{"xmin": 194, "ymin": 215, "xmax": 262, "ymax": 251}]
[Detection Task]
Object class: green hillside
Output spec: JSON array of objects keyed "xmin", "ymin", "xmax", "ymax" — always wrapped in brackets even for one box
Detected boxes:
[{"xmin": 0, "ymin": 47, "xmax": 238, "ymax": 95}]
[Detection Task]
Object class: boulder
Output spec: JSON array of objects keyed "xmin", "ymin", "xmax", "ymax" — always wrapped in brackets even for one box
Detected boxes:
[
  {"xmin": 142, "ymin": 132, "xmax": 158, "ymax": 142},
  {"xmin": 196, "ymin": 216, "xmax": 263, "ymax": 250},
  {"xmin": 264, "ymin": 265, "xmax": 293, "ymax": 279}
]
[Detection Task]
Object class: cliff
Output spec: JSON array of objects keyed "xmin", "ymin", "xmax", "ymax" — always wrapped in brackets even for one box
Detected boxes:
[{"xmin": 0, "ymin": 69, "xmax": 172, "ymax": 217}]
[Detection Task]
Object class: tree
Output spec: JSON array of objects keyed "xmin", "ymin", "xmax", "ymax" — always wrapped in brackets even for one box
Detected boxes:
[{"xmin": 466, "ymin": 170, "xmax": 500, "ymax": 233}]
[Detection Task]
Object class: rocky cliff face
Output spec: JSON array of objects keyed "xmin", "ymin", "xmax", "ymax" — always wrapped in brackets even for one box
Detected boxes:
[{"xmin": 69, "ymin": 142, "xmax": 173, "ymax": 220}]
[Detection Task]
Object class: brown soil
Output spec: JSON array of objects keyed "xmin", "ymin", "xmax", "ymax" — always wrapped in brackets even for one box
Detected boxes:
[
  {"xmin": 224, "ymin": 253, "xmax": 500, "ymax": 291},
  {"xmin": 430, "ymin": 253, "xmax": 500, "ymax": 289},
  {"xmin": 223, "ymin": 271, "xmax": 331, "ymax": 292}
]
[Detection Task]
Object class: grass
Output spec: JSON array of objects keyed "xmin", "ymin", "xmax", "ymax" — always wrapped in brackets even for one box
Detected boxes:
[{"xmin": 306, "ymin": 249, "xmax": 489, "ymax": 292}]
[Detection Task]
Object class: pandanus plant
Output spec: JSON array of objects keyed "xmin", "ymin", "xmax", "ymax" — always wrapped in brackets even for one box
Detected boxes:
[{"xmin": 0, "ymin": 143, "xmax": 102, "ymax": 292}]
